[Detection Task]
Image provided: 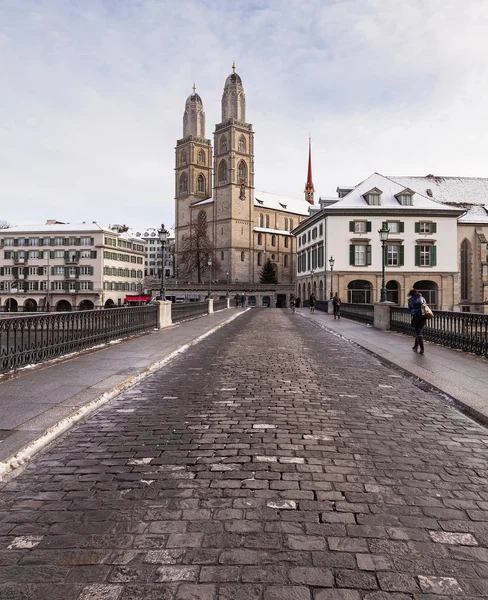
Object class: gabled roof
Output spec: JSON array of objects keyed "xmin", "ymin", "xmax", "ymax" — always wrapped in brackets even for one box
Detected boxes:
[
  {"xmin": 326, "ymin": 173, "xmax": 462, "ymax": 212},
  {"xmin": 390, "ymin": 175, "xmax": 488, "ymax": 206},
  {"xmin": 254, "ymin": 190, "xmax": 310, "ymax": 216}
]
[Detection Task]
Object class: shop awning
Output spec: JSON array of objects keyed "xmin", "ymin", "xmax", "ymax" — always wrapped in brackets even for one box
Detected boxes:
[{"xmin": 124, "ymin": 295, "xmax": 151, "ymax": 303}]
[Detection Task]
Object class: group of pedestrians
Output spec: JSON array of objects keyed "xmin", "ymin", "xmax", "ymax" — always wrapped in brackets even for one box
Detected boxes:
[{"xmin": 234, "ymin": 294, "xmax": 246, "ymax": 308}]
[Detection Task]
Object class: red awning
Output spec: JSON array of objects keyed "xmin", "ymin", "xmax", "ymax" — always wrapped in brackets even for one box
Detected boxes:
[{"xmin": 124, "ymin": 295, "xmax": 151, "ymax": 303}]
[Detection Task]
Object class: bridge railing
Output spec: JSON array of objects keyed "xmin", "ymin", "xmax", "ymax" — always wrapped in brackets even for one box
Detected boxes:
[
  {"xmin": 390, "ymin": 306, "xmax": 488, "ymax": 358},
  {"xmin": 0, "ymin": 306, "xmax": 158, "ymax": 374},
  {"xmin": 340, "ymin": 302, "xmax": 374, "ymax": 325},
  {"xmin": 171, "ymin": 302, "xmax": 210, "ymax": 323}
]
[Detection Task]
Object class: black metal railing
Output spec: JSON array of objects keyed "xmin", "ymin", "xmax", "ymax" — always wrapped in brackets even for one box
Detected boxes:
[
  {"xmin": 315, "ymin": 300, "xmax": 329, "ymax": 313},
  {"xmin": 340, "ymin": 302, "xmax": 374, "ymax": 324},
  {"xmin": 171, "ymin": 302, "xmax": 209, "ymax": 323},
  {"xmin": 0, "ymin": 306, "xmax": 157, "ymax": 374},
  {"xmin": 390, "ymin": 307, "xmax": 488, "ymax": 358},
  {"xmin": 213, "ymin": 299, "xmax": 228, "ymax": 311}
]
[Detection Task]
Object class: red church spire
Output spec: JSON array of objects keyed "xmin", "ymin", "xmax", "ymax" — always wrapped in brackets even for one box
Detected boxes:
[{"xmin": 304, "ymin": 137, "xmax": 315, "ymax": 204}]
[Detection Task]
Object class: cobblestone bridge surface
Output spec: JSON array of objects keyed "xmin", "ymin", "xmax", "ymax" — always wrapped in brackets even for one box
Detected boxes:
[{"xmin": 1, "ymin": 310, "xmax": 488, "ymax": 600}]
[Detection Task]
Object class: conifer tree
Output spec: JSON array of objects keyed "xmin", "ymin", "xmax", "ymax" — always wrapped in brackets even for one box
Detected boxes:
[{"xmin": 259, "ymin": 258, "xmax": 278, "ymax": 284}]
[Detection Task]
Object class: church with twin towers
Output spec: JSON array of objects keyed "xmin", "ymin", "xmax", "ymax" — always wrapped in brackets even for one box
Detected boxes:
[{"xmin": 174, "ymin": 63, "xmax": 312, "ymax": 285}]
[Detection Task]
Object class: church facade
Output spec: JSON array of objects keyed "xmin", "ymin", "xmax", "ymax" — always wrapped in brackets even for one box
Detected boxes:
[{"xmin": 174, "ymin": 65, "xmax": 311, "ymax": 284}]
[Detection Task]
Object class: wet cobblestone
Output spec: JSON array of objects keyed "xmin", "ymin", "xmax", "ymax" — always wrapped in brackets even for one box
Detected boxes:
[{"xmin": 1, "ymin": 309, "xmax": 488, "ymax": 598}]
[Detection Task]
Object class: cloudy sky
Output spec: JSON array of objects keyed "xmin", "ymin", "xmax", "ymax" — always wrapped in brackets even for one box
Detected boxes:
[{"xmin": 1, "ymin": 0, "xmax": 487, "ymax": 231}]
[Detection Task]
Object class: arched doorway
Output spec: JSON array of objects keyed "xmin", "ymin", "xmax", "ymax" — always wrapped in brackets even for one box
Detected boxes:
[
  {"xmin": 319, "ymin": 280, "xmax": 324, "ymax": 301},
  {"xmin": 348, "ymin": 280, "xmax": 373, "ymax": 304},
  {"xmin": 23, "ymin": 298, "xmax": 38, "ymax": 312},
  {"xmin": 262, "ymin": 295, "xmax": 271, "ymax": 308},
  {"xmin": 414, "ymin": 280, "xmax": 438, "ymax": 308},
  {"xmin": 104, "ymin": 299, "xmax": 116, "ymax": 308},
  {"xmin": 79, "ymin": 300, "xmax": 94, "ymax": 311},
  {"xmin": 386, "ymin": 281, "xmax": 400, "ymax": 304},
  {"xmin": 5, "ymin": 298, "xmax": 18, "ymax": 312},
  {"xmin": 248, "ymin": 295, "xmax": 256, "ymax": 307},
  {"xmin": 56, "ymin": 300, "xmax": 72, "ymax": 312}
]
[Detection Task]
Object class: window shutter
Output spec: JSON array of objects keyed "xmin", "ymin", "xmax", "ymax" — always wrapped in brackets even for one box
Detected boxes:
[
  {"xmin": 431, "ymin": 222, "xmax": 437, "ymax": 234},
  {"xmin": 75, "ymin": 238, "xmax": 80, "ymax": 246},
  {"xmin": 13, "ymin": 239, "xmax": 18, "ymax": 247},
  {"xmin": 398, "ymin": 245, "xmax": 404, "ymax": 266},
  {"xmin": 366, "ymin": 245, "xmax": 372, "ymax": 265},
  {"xmin": 51, "ymin": 266, "xmax": 55, "ymax": 275},
  {"xmin": 431, "ymin": 245, "xmax": 437, "ymax": 266},
  {"xmin": 349, "ymin": 245, "xmax": 355, "ymax": 265},
  {"xmin": 415, "ymin": 222, "xmax": 420, "ymax": 233},
  {"xmin": 366, "ymin": 221, "xmax": 372, "ymax": 232},
  {"xmin": 382, "ymin": 221, "xmax": 387, "ymax": 229},
  {"xmin": 39, "ymin": 238, "xmax": 43, "ymax": 246},
  {"xmin": 0, "ymin": 267, "xmax": 3, "ymax": 276},
  {"xmin": 37, "ymin": 267, "xmax": 43, "ymax": 275},
  {"xmin": 415, "ymin": 246, "xmax": 420, "ymax": 266},
  {"xmin": 349, "ymin": 221, "xmax": 354, "ymax": 232},
  {"xmin": 25, "ymin": 238, "xmax": 29, "ymax": 246},
  {"xmin": 64, "ymin": 251, "xmax": 69, "ymax": 259},
  {"xmin": 399, "ymin": 222, "xmax": 404, "ymax": 233},
  {"xmin": 50, "ymin": 251, "xmax": 55, "ymax": 259},
  {"xmin": 75, "ymin": 267, "xmax": 80, "ymax": 276}
]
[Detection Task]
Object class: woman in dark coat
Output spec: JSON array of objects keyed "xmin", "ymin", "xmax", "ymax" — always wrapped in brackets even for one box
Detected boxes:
[{"xmin": 408, "ymin": 288, "xmax": 427, "ymax": 354}]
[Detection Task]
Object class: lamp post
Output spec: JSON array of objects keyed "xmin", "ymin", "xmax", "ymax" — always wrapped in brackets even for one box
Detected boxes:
[
  {"xmin": 310, "ymin": 268, "xmax": 314, "ymax": 297},
  {"xmin": 226, "ymin": 269, "xmax": 230, "ymax": 297},
  {"xmin": 329, "ymin": 256, "xmax": 335, "ymax": 299},
  {"xmin": 378, "ymin": 224, "xmax": 390, "ymax": 302},
  {"xmin": 207, "ymin": 257, "xmax": 212, "ymax": 298},
  {"xmin": 158, "ymin": 223, "xmax": 168, "ymax": 301}
]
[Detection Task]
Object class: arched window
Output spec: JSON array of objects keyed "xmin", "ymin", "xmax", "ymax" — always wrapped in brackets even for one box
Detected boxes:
[
  {"xmin": 284, "ymin": 255, "xmax": 288, "ymax": 267},
  {"xmin": 197, "ymin": 173, "xmax": 206, "ymax": 193},
  {"xmin": 220, "ymin": 136, "xmax": 227, "ymax": 154},
  {"xmin": 259, "ymin": 214, "xmax": 264, "ymax": 227},
  {"xmin": 221, "ymin": 251, "xmax": 224, "ymax": 260},
  {"xmin": 461, "ymin": 239, "xmax": 470, "ymax": 301},
  {"xmin": 271, "ymin": 235, "xmax": 276, "ymax": 246},
  {"xmin": 257, "ymin": 252, "xmax": 262, "ymax": 266},
  {"xmin": 284, "ymin": 217, "xmax": 288, "ymax": 230},
  {"xmin": 181, "ymin": 150, "xmax": 187, "ymax": 165},
  {"xmin": 238, "ymin": 135, "xmax": 246, "ymax": 152},
  {"xmin": 265, "ymin": 215, "xmax": 270, "ymax": 228},
  {"xmin": 198, "ymin": 210, "xmax": 207, "ymax": 227},
  {"xmin": 241, "ymin": 251, "xmax": 245, "ymax": 262},
  {"xmin": 257, "ymin": 233, "xmax": 262, "ymax": 245},
  {"xmin": 290, "ymin": 218, "xmax": 293, "ymax": 229},
  {"xmin": 218, "ymin": 160, "xmax": 228, "ymax": 184},
  {"xmin": 179, "ymin": 172, "xmax": 188, "ymax": 194},
  {"xmin": 197, "ymin": 150, "xmax": 205, "ymax": 165},
  {"xmin": 284, "ymin": 237, "xmax": 289, "ymax": 248},
  {"xmin": 237, "ymin": 161, "xmax": 247, "ymax": 182}
]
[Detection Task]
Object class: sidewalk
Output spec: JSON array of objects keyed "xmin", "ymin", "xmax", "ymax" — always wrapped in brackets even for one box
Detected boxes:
[
  {"xmin": 298, "ymin": 307, "xmax": 488, "ymax": 425},
  {"xmin": 0, "ymin": 308, "xmax": 244, "ymax": 480}
]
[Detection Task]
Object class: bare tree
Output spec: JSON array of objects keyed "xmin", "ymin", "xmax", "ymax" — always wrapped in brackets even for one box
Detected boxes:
[
  {"xmin": 0, "ymin": 220, "xmax": 12, "ymax": 229},
  {"xmin": 178, "ymin": 215, "xmax": 220, "ymax": 283}
]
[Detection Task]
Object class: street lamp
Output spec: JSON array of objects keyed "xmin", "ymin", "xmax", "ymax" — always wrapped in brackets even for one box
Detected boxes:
[
  {"xmin": 310, "ymin": 268, "xmax": 314, "ymax": 297},
  {"xmin": 207, "ymin": 256, "xmax": 212, "ymax": 298},
  {"xmin": 329, "ymin": 256, "xmax": 335, "ymax": 299},
  {"xmin": 158, "ymin": 223, "xmax": 169, "ymax": 301},
  {"xmin": 226, "ymin": 269, "xmax": 230, "ymax": 297},
  {"xmin": 378, "ymin": 224, "xmax": 390, "ymax": 302}
]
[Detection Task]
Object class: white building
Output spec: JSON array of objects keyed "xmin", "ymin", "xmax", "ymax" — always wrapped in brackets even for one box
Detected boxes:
[
  {"xmin": 0, "ymin": 221, "xmax": 146, "ymax": 312},
  {"xmin": 293, "ymin": 173, "xmax": 464, "ymax": 310},
  {"xmin": 131, "ymin": 227, "xmax": 175, "ymax": 279}
]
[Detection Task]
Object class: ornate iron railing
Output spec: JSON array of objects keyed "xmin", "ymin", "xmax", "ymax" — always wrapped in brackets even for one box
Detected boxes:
[
  {"xmin": 171, "ymin": 302, "xmax": 209, "ymax": 323},
  {"xmin": 390, "ymin": 307, "xmax": 488, "ymax": 358},
  {"xmin": 340, "ymin": 302, "xmax": 374, "ymax": 324},
  {"xmin": 0, "ymin": 306, "xmax": 157, "ymax": 374}
]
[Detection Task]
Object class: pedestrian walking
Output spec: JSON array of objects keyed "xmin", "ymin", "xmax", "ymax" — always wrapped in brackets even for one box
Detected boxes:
[
  {"xmin": 234, "ymin": 294, "xmax": 240, "ymax": 308},
  {"xmin": 408, "ymin": 288, "xmax": 426, "ymax": 355},
  {"xmin": 309, "ymin": 293, "xmax": 316, "ymax": 313},
  {"xmin": 290, "ymin": 294, "xmax": 296, "ymax": 314},
  {"xmin": 332, "ymin": 292, "xmax": 341, "ymax": 319},
  {"xmin": 241, "ymin": 294, "xmax": 246, "ymax": 308},
  {"xmin": 295, "ymin": 297, "xmax": 301, "ymax": 308}
]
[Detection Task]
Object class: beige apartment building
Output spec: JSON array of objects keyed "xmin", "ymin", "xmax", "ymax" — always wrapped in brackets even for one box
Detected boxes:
[{"xmin": 0, "ymin": 221, "xmax": 145, "ymax": 312}]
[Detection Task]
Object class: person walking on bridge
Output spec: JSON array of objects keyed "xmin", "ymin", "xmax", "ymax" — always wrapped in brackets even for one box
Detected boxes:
[
  {"xmin": 408, "ymin": 288, "xmax": 427, "ymax": 355},
  {"xmin": 332, "ymin": 292, "xmax": 341, "ymax": 319}
]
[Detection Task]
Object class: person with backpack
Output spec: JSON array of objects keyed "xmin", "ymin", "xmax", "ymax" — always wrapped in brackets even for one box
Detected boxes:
[
  {"xmin": 332, "ymin": 292, "xmax": 341, "ymax": 319},
  {"xmin": 408, "ymin": 288, "xmax": 427, "ymax": 355}
]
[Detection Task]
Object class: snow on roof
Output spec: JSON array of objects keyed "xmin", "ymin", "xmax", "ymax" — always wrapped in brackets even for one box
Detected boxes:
[
  {"xmin": 2, "ymin": 222, "xmax": 115, "ymax": 234},
  {"xmin": 458, "ymin": 204, "xmax": 488, "ymax": 224},
  {"xmin": 192, "ymin": 197, "xmax": 214, "ymax": 206},
  {"xmin": 254, "ymin": 226, "xmax": 292, "ymax": 236},
  {"xmin": 326, "ymin": 173, "xmax": 462, "ymax": 212},
  {"xmin": 390, "ymin": 176, "xmax": 488, "ymax": 206},
  {"xmin": 254, "ymin": 190, "xmax": 310, "ymax": 216}
]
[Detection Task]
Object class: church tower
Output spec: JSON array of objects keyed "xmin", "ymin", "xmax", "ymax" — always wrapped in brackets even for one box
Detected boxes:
[
  {"xmin": 174, "ymin": 85, "xmax": 213, "ymax": 275},
  {"xmin": 213, "ymin": 63, "xmax": 255, "ymax": 283},
  {"xmin": 304, "ymin": 137, "xmax": 315, "ymax": 204}
]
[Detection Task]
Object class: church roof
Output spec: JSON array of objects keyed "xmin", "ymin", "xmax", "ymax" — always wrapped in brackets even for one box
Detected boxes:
[
  {"xmin": 185, "ymin": 92, "xmax": 203, "ymax": 106},
  {"xmin": 254, "ymin": 190, "xmax": 310, "ymax": 216},
  {"xmin": 389, "ymin": 175, "xmax": 488, "ymax": 206},
  {"xmin": 224, "ymin": 72, "xmax": 243, "ymax": 87}
]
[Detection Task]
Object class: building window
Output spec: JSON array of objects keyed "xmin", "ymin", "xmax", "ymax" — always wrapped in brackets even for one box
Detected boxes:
[
  {"xmin": 197, "ymin": 150, "xmax": 205, "ymax": 165},
  {"xmin": 363, "ymin": 189, "xmax": 382, "ymax": 205},
  {"xmin": 259, "ymin": 214, "xmax": 264, "ymax": 227},
  {"xmin": 460, "ymin": 239, "xmax": 470, "ymax": 300},
  {"xmin": 197, "ymin": 173, "xmax": 206, "ymax": 193},
  {"xmin": 387, "ymin": 245, "xmax": 404, "ymax": 266},
  {"xmin": 221, "ymin": 251, "xmax": 224, "ymax": 260},
  {"xmin": 383, "ymin": 221, "xmax": 404, "ymax": 234},
  {"xmin": 271, "ymin": 235, "xmax": 276, "ymax": 246},
  {"xmin": 220, "ymin": 136, "xmax": 227, "ymax": 153},
  {"xmin": 350, "ymin": 244, "xmax": 372, "ymax": 266},
  {"xmin": 241, "ymin": 251, "xmax": 245, "ymax": 262},
  {"xmin": 290, "ymin": 219, "xmax": 293, "ymax": 229},
  {"xmin": 284, "ymin": 255, "xmax": 288, "ymax": 267},
  {"xmin": 415, "ymin": 244, "xmax": 437, "ymax": 267},
  {"xmin": 238, "ymin": 135, "xmax": 246, "ymax": 152},
  {"xmin": 179, "ymin": 172, "xmax": 188, "ymax": 194},
  {"xmin": 218, "ymin": 160, "xmax": 228, "ymax": 184},
  {"xmin": 257, "ymin": 233, "xmax": 262, "ymax": 245},
  {"xmin": 350, "ymin": 221, "xmax": 371, "ymax": 233},
  {"xmin": 284, "ymin": 237, "xmax": 289, "ymax": 248},
  {"xmin": 237, "ymin": 161, "xmax": 247, "ymax": 181},
  {"xmin": 284, "ymin": 217, "xmax": 288, "ymax": 230},
  {"xmin": 312, "ymin": 228, "xmax": 317, "ymax": 239},
  {"xmin": 416, "ymin": 221, "xmax": 437, "ymax": 234},
  {"xmin": 257, "ymin": 252, "xmax": 262, "ymax": 266},
  {"xmin": 265, "ymin": 215, "xmax": 270, "ymax": 228},
  {"xmin": 181, "ymin": 150, "xmax": 187, "ymax": 164}
]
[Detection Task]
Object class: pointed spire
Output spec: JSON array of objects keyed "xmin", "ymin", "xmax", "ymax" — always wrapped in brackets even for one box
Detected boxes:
[
  {"xmin": 192, "ymin": 82, "xmax": 196, "ymax": 93},
  {"xmin": 304, "ymin": 137, "xmax": 315, "ymax": 204},
  {"xmin": 232, "ymin": 61, "xmax": 236, "ymax": 73}
]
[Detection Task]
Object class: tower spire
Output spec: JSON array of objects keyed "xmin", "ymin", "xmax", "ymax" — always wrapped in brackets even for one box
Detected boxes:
[{"xmin": 304, "ymin": 137, "xmax": 315, "ymax": 204}]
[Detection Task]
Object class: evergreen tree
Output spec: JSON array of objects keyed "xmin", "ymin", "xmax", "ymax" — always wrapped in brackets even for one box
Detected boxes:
[{"xmin": 259, "ymin": 258, "xmax": 278, "ymax": 284}]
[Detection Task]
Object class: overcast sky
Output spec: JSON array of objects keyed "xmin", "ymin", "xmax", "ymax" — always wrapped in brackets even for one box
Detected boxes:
[{"xmin": 1, "ymin": 0, "xmax": 487, "ymax": 232}]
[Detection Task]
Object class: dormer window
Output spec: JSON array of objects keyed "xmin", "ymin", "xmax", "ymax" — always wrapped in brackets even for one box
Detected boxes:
[
  {"xmin": 363, "ymin": 187, "xmax": 382, "ymax": 205},
  {"xmin": 395, "ymin": 188, "xmax": 414, "ymax": 206}
]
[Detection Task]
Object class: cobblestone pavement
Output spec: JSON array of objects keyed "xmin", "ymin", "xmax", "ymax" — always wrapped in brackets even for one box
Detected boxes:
[{"xmin": 1, "ymin": 309, "xmax": 488, "ymax": 599}]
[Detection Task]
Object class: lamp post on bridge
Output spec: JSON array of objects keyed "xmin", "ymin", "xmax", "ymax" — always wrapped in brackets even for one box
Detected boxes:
[
  {"xmin": 226, "ymin": 269, "xmax": 230, "ymax": 297},
  {"xmin": 158, "ymin": 223, "xmax": 168, "ymax": 301},
  {"xmin": 329, "ymin": 256, "xmax": 335, "ymax": 299},
  {"xmin": 207, "ymin": 256, "xmax": 212, "ymax": 299},
  {"xmin": 378, "ymin": 224, "xmax": 390, "ymax": 302}
]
